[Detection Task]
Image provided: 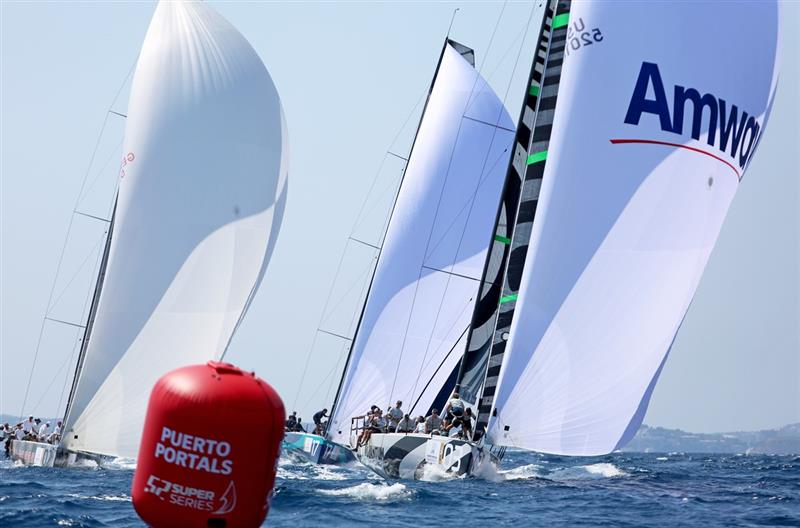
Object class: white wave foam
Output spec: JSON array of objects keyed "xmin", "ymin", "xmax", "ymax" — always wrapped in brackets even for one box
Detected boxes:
[
  {"xmin": 312, "ymin": 465, "xmax": 348, "ymax": 481},
  {"xmin": 418, "ymin": 463, "xmax": 462, "ymax": 482},
  {"xmin": 105, "ymin": 457, "xmax": 136, "ymax": 470},
  {"xmin": 549, "ymin": 462, "xmax": 628, "ymax": 480},
  {"xmin": 656, "ymin": 456, "xmax": 668, "ymax": 461},
  {"xmin": 68, "ymin": 493, "xmax": 131, "ymax": 502},
  {"xmin": 584, "ymin": 463, "xmax": 627, "ymax": 477},
  {"xmin": 318, "ymin": 482, "xmax": 411, "ymax": 501},
  {"xmin": 501, "ymin": 464, "xmax": 543, "ymax": 481}
]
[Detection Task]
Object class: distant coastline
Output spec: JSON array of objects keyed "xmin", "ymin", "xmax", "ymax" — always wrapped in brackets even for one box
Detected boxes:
[{"xmin": 625, "ymin": 423, "xmax": 800, "ymax": 455}]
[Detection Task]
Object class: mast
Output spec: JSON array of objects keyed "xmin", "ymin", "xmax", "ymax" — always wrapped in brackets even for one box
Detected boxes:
[
  {"xmin": 61, "ymin": 197, "xmax": 118, "ymax": 436},
  {"xmin": 326, "ymin": 39, "xmax": 476, "ymax": 435},
  {"xmin": 454, "ymin": 0, "xmax": 570, "ymax": 441}
]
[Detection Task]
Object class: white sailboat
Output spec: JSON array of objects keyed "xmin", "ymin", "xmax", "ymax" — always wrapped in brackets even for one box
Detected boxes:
[
  {"xmin": 283, "ymin": 38, "xmax": 513, "ymax": 468},
  {"xmin": 10, "ymin": 0, "xmax": 288, "ymax": 467},
  {"xmin": 335, "ymin": 0, "xmax": 781, "ymax": 479}
]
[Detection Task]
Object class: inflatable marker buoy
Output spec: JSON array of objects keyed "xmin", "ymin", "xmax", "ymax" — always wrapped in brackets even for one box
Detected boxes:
[{"xmin": 132, "ymin": 361, "xmax": 284, "ymax": 528}]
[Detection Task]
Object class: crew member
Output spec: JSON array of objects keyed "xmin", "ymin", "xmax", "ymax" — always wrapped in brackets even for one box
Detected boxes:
[
  {"xmin": 425, "ymin": 409, "xmax": 443, "ymax": 434},
  {"xmin": 312, "ymin": 408, "xmax": 329, "ymax": 435}
]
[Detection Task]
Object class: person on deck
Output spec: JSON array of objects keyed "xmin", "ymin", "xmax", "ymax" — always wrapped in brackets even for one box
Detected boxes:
[
  {"xmin": 294, "ymin": 418, "xmax": 306, "ymax": 432},
  {"xmin": 443, "ymin": 393, "xmax": 466, "ymax": 421},
  {"xmin": 22, "ymin": 416, "xmax": 35, "ymax": 435},
  {"xmin": 312, "ymin": 408, "xmax": 329, "ymax": 435},
  {"xmin": 14, "ymin": 424, "xmax": 25, "ymax": 441},
  {"xmin": 414, "ymin": 416, "xmax": 426, "ymax": 433},
  {"xmin": 425, "ymin": 409, "xmax": 443, "ymax": 434},
  {"xmin": 285, "ymin": 411, "xmax": 298, "ymax": 431},
  {"xmin": 396, "ymin": 414, "xmax": 414, "ymax": 433},
  {"xmin": 48, "ymin": 421, "xmax": 63, "ymax": 444},
  {"xmin": 357, "ymin": 409, "xmax": 385, "ymax": 447},
  {"xmin": 37, "ymin": 422, "xmax": 50, "ymax": 442},
  {"xmin": 387, "ymin": 400, "xmax": 403, "ymax": 431}
]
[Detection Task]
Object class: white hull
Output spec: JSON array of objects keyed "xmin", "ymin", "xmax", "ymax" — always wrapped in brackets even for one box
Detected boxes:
[
  {"xmin": 8, "ymin": 440, "xmax": 58, "ymax": 467},
  {"xmin": 8, "ymin": 440, "xmax": 114, "ymax": 468},
  {"xmin": 356, "ymin": 432, "xmax": 496, "ymax": 480}
]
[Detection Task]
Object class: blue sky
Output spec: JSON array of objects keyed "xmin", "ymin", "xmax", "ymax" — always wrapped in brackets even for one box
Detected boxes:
[{"xmin": 1, "ymin": 1, "xmax": 797, "ymax": 433}]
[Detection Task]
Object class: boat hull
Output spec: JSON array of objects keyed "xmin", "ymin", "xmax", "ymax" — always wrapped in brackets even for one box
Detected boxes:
[
  {"xmin": 8, "ymin": 440, "xmax": 116, "ymax": 468},
  {"xmin": 282, "ymin": 432, "xmax": 356, "ymax": 465},
  {"xmin": 356, "ymin": 432, "xmax": 495, "ymax": 480},
  {"xmin": 8, "ymin": 440, "xmax": 58, "ymax": 467}
]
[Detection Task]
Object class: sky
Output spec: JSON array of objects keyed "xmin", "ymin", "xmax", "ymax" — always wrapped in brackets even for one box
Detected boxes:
[{"xmin": 1, "ymin": 1, "xmax": 798, "ymax": 434}]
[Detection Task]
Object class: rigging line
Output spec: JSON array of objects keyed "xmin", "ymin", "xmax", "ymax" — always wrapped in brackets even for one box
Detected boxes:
[
  {"xmin": 463, "ymin": 0, "xmax": 508, "ymax": 113},
  {"xmin": 463, "ymin": 115, "xmax": 515, "ymax": 133},
  {"xmin": 463, "ymin": 6, "xmax": 533, "ymax": 117},
  {"xmin": 55, "ymin": 334, "xmax": 82, "ymax": 420},
  {"xmin": 387, "ymin": 152, "xmax": 408, "ymax": 162},
  {"xmin": 301, "ymin": 339, "xmax": 349, "ymax": 412},
  {"xmin": 75, "ymin": 136, "xmax": 125, "ymax": 211},
  {"xmin": 421, "ymin": 265, "xmax": 481, "ymax": 283},
  {"xmin": 29, "ymin": 334, "xmax": 81, "ymax": 415},
  {"xmin": 43, "ymin": 317, "xmax": 86, "ymax": 329},
  {"xmin": 108, "ymin": 110, "xmax": 127, "ymax": 118},
  {"xmin": 349, "ymin": 169, "xmax": 404, "ymax": 243},
  {"xmin": 324, "ymin": 343, "xmax": 349, "ymax": 408},
  {"xmin": 348, "ymin": 237, "xmax": 380, "ymax": 251},
  {"xmin": 446, "ymin": 8, "xmax": 460, "ymax": 38},
  {"xmin": 386, "ymin": 7, "xmax": 510, "ymax": 404},
  {"xmin": 74, "ymin": 211, "xmax": 110, "ymax": 223},
  {"xmin": 19, "ymin": 58, "xmax": 136, "ymax": 420},
  {"xmin": 318, "ymin": 329, "xmax": 353, "ymax": 342},
  {"xmin": 318, "ymin": 253, "xmax": 377, "ymax": 335},
  {"xmin": 47, "ymin": 231, "xmax": 105, "ymax": 315},
  {"xmin": 421, "ymin": 145, "xmax": 510, "ymax": 264},
  {"xmin": 408, "ymin": 325, "xmax": 470, "ymax": 416}
]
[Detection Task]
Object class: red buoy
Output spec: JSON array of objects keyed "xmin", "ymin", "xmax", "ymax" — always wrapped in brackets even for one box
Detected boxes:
[{"xmin": 132, "ymin": 361, "xmax": 284, "ymax": 528}]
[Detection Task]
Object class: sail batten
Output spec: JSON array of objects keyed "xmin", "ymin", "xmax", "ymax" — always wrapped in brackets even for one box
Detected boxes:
[{"xmin": 62, "ymin": 0, "xmax": 287, "ymax": 459}]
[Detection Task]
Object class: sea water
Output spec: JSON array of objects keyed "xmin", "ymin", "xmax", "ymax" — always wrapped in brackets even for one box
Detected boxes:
[{"xmin": 1, "ymin": 451, "xmax": 798, "ymax": 526}]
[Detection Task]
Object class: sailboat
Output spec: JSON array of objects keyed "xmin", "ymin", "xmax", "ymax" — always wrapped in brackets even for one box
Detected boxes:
[
  {"xmin": 10, "ymin": 0, "xmax": 288, "ymax": 467},
  {"xmin": 330, "ymin": 0, "xmax": 780, "ymax": 479},
  {"xmin": 282, "ymin": 38, "xmax": 514, "ymax": 467}
]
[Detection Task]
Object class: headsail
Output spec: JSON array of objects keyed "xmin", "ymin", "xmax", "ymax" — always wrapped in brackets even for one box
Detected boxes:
[
  {"xmin": 486, "ymin": 0, "xmax": 780, "ymax": 454},
  {"xmin": 328, "ymin": 41, "xmax": 514, "ymax": 444},
  {"xmin": 62, "ymin": 0, "xmax": 288, "ymax": 458}
]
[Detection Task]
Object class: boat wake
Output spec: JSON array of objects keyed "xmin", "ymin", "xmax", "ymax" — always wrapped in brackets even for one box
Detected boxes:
[
  {"xmin": 476, "ymin": 461, "xmax": 628, "ymax": 482},
  {"xmin": 317, "ymin": 482, "xmax": 412, "ymax": 501}
]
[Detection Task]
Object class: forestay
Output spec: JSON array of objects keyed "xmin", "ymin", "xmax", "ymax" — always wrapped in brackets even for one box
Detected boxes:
[
  {"xmin": 487, "ymin": 1, "xmax": 780, "ymax": 454},
  {"xmin": 62, "ymin": 0, "xmax": 288, "ymax": 458},
  {"xmin": 328, "ymin": 42, "xmax": 514, "ymax": 444}
]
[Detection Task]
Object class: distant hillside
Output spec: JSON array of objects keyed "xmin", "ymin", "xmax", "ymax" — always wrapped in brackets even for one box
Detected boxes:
[{"xmin": 625, "ymin": 423, "xmax": 800, "ymax": 454}]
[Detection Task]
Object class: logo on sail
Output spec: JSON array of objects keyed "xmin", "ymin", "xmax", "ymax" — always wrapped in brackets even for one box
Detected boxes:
[{"xmin": 616, "ymin": 62, "xmax": 764, "ymax": 178}]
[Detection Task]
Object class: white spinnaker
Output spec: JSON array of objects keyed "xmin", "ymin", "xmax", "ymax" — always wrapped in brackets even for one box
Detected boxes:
[
  {"xmin": 328, "ymin": 44, "xmax": 514, "ymax": 445},
  {"xmin": 62, "ymin": 0, "xmax": 288, "ymax": 458},
  {"xmin": 486, "ymin": 1, "xmax": 780, "ymax": 455}
]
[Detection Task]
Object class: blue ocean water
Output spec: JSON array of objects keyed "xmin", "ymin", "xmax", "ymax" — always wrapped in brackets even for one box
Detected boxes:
[{"xmin": 1, "ymin": 451, "xmax": 798, "ymax": 527}]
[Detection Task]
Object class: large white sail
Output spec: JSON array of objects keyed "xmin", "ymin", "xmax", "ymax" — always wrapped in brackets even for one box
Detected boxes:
[
  {"xmin": 486, "ymin": 1, "xmax": 780, "ymax": 455},
  {"xmin": 328, "ymin": 43, "xmax": 514, "ymax": 444},
  {"xmin": 62, "ymin": 0, "xmax": 288, "ymax": 458}
]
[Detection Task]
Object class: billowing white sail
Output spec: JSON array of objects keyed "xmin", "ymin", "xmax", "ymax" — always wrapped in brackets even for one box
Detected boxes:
[
  {"xmin": 487, "ymin": 2, "xmax": 780, "ymax": 454},
  {"xmin": 328, "ymin": 42, "xmax": 514, "ymax": 445},
  {"xmin": 63, "ymin": 0, "xmax": 288, "ymax": 458}
]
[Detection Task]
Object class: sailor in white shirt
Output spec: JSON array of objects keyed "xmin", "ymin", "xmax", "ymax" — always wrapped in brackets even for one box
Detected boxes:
[
  {"xmin": 22, "ymin": 416, "xmax": 35, "ymax": 434},
  {"xmin": 48, "ymin": 421, "xmax": 63, "ymax": 443},
  {"xmin": 15, "ymin": 425, "xmax": 25, "ymax": 441},
  {"xmin": 38, "ymin": 422, "xmax": 50, "ymax": 441}
]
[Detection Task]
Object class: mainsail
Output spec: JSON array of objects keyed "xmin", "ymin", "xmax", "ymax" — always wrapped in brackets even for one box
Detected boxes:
[
  {"xmin": 476, "ymin": 0, "xmax": 779, "ymax": 455},
  {"xmin": 62, "ymin": 0, "xmax": 288, "ymax": 458},
  {"xmin": 328, "ymin": 41, "xmax": 514, "ymax": 444}
]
